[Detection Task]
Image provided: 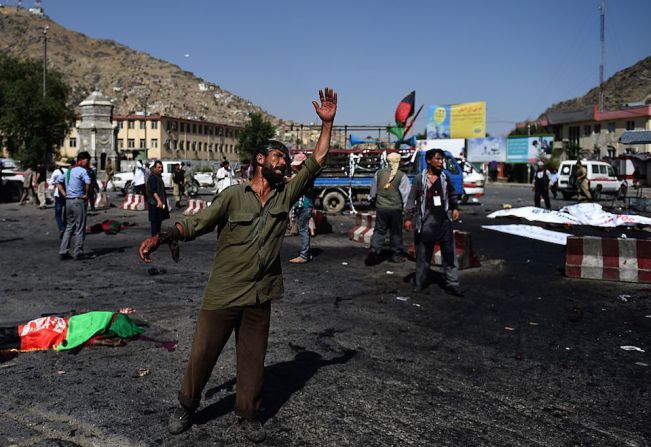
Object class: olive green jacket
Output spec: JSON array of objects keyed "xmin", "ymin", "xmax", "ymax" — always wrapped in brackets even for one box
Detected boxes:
[{"xmin": 177, "ymin": 156, "xmax": 321, "ymax": 310}]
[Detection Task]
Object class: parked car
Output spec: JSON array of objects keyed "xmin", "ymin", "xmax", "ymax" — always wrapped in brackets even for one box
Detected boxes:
[
  {"xmin": 0, "ymin": 157, "xmax": 24, "ymax": 202},
  {"xmin": 458, "ymin": 159, "xmax": 485, "ymax": 202},
  {"xmin": 112, "ymin": 161, "xmax": 201, "ymax": 196},
  {"xmin": 557, "ymin": 160, "xmax": 624, "ymax": 200}
]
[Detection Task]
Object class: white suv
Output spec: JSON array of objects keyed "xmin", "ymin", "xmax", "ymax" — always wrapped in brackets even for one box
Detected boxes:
[{"xmin": 558, "ymin": 160, "xmax": 624, "ymax": 200}]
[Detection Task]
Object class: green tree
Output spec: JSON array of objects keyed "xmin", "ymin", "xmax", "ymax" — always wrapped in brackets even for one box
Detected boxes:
[
  {"xmin": 235, "ymin": 112, "xmax": 276, "ymax": 161},
  {"xmin": 0, "ymin": 54, "xmax": 75, "ymax": 166}
]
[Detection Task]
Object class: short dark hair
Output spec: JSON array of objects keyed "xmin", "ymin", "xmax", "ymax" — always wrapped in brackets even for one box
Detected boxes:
[
  {"xmin": 425, "ymin": 148, "xmax": 445, "ymax": 160},
  {"xmin": 153, "ymin": 160, "xmax": 163, "ymax": 168},
  {"xmin": 77, "ymin": 151, "xmax": 91, "ymax": 162},
  {"xmin": 222, "ymin": 160, "xmax": 230, "ymax": 167},
  {"xmin": 254, "ymin": 140, "xmax": 289, "ymax": 166}
]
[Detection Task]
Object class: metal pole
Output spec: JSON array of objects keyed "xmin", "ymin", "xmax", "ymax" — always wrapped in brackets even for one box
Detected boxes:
[
  {"xmin": 599, "ymin": 0, "xmax": 605, "ymax": 112},
  {"xmin": 42, "ymin": 26, "xmax": 48, "ymax": 98},
  {"xmin": 144, "ymin": 102, "xmax": 148, "ymax": 161}
]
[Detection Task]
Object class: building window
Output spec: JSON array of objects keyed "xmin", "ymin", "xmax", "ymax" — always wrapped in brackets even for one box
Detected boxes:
[
  {"xmin": 208, "ymin": 126, "xmax": 214, "ymax": 135},
  {"xmin": 151, "ymin": 121, "xmax": 158, "ymax": 130},
  {"xmin": 192, "ymin": 142, "xmax": 196, "ymax": 151},
  {"xmin": 179, "ymin": 141, "xmax": 184, "ymax": 150},
  {"xmin": 180, "ymin": 122, "xmax": 185, "ymax": 132},
  {"xmin": 127, "ymin": 139, "xmax": 135, "ymax": 148},
  {"xmin": 117, "ymin": 139, "xmax": 123, "ymax": 149},
  {"xmin": 128, "ymin": 120, "xmax": 135, "ymax": 129},
  {"xmin": 151, "ymin": 139, "xmax": 158, "ymax": 148},
  {"xmin": 217, "ymin": 127, "xmax": 223, "ymax": 136},
  {"xmin": 117, "ymin": 121, "xmax": 124, "ymax": 129},
  {"xmin": 139, "ymin": 120, "xmax": 146, "ymax": 130},
  {"xmin": 192, "ymin": 124, "xmax": 197, "ymax": 134},
  {"xmin": 140, "ymin": 139, "xmax": 146, "ymax": 148},
  {"xmin": 607, "ymin": 122, "xmax": 616, "ymax": 133},
  {"xmin": 594, "ymin": 124, "xmax": 601, "ymax": 134},
  {"xmin": 69, "ymin": 137, "xmax": 77, "ymax": 148},
  {"xmin": 583, "ymin": 125, "xmax": 591, "ymax": 137},
  {"xmin": 626, "ymin": 120, "xmax": 635, "ymax": 131}
]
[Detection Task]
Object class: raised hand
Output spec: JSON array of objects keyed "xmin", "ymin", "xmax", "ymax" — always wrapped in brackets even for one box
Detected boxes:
[{"xmin": 312, "ymin": 87, "xmax": 337, "ymax": 123}]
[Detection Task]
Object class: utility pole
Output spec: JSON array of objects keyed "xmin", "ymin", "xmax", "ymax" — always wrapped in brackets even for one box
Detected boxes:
[
  {"xmin": 599, "ymin": 0, "xmax": 605, "ymax": 112},
  {"xmin": 42, "ymin": 26, "xmax": 48, "ymax": 98}
]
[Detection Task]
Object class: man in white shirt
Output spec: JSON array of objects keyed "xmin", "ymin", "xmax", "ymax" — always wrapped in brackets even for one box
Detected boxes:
[
  {"xmin": 50, "ymin": 163, "xmax": 68, "ymax": 238},
  {"xmin": 216, "ymin": 160, "xmax": 234, "ymax": 193},
  {"xmin": 133, "ymin": 160, "xmax": 146, "ymax": 195}
]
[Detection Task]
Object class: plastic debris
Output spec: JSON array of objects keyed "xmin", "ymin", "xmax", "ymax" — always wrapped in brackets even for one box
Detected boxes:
[
  {"xmin": 504, "ymin": 326, "xmax": 515, "ymax": 331},
  {"xmin": 396, "ymin": 296, "xmax": 410, "ymax": 302},
  {"xmin": 618, "ymin": 294, "xmax": 631, "ymax": 303},
  {"xmin": 386, "ymin": 271, "xmax": 394, "ymax": 275},
  {"xmin": 412, "ymin": 303, "xmax": 421, "ymax": 308},
  {"xmin": 528, "ymin": 321, "xmax": 539, "ymax": 326},
  {"xmin": 620, "ymin": 233, "xmax": 627, "ymax": 239},
  {"xmin": 502, "ymin": 203, "xmax": 512, "ymax": 209},
  {"xmin": 341, "ymin": 262, "xmax": 348, "ymax": 266},
  {"xmin": 57, "ymin": 370, "xmax": 65, "ymax": 375},
  {"xmin": 119, "ymin": 307, "xmax": 136, "ymax": 314},
  {"xmin": 471, "ymin": 197, "xmax": 479, "ymax": 203},
  {"xmin": 620, "ymin": 346, "xmax": 645, "ymax": 353},
  {"xmin": 645, "ymin": 315, "xmax": 651, "ymax": 319},
  {"xmin": 133, "ymin": 368, "xmax": 150, "ymax": 378},
  {"xmin": 147, "ymin": 267, "xmax": 166, "ymax": 276},
  {"xmin": 635, "ymin": 362, "xmax": 648, "ymax": 367}
]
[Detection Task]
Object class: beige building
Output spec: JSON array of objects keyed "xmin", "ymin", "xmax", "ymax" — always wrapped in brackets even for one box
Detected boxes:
[
  {"xmin": 519, "ymin": 102, "xmax": 651, "ymax": 158},
  {"xmin": 277, "ymin": 124, "xmax": 349, "ymax": 149},
  {"xmin": 61, "ymin": 114, "xmax": 243, "ymax": 164}
]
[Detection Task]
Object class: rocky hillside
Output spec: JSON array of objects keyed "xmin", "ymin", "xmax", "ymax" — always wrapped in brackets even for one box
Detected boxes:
[
  {"xmin": 0, "ymin": 6, "xmax": 285, "ymax": 126},
  {"xmin": 543, "ymin": 55, "xmax": 651, "ymax": 115}
]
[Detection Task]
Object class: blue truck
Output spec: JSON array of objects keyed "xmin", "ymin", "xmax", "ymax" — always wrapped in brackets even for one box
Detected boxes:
[{"xmin": 292, "ymin": 149, "xmax": 465, "ymax": 213}]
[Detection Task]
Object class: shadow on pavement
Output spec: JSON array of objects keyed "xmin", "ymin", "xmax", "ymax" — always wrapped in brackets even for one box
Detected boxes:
[{"xmin": 197, "ymin": 349, "xmax": 357, "ymax": 425}]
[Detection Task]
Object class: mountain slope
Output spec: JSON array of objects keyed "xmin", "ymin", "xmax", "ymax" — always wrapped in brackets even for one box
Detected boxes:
[{"xmin": 0, "ymin": 6, "xmax": 284, "ymax": 125}]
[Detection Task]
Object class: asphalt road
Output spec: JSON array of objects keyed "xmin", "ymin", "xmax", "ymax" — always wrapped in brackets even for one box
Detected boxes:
[{"xmin": 0, "ymin": 184, "xmax": 649, "ymax": 447}]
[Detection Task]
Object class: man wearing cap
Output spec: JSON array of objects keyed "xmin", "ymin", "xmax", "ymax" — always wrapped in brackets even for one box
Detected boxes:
[
  {"xmin": 532, "ymin": 161, "xmax": 552, "ymax": 209},
  {"xmin": 404, "ymin": 148, "xmax": 463, "ymax": 297},
  {"xmin": 366, "ymin": 152, "xmax": 410, "ymax": 264},
  {"xmin": 138, "ymin": 88, "xmax": 337, "ymax": 442},
  {"xmin": 575, "ymin": 160, "xmax": 592, "ymax": 201},
  {"xmin": 288, "ymin": 153, "xmax": 315, "ymax": 263}
]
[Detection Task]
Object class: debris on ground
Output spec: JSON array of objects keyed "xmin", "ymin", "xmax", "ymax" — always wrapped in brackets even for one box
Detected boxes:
[
  {"xmin": 502, "ymin": 204, "xmax": 512, "ymax": 209},
  {"xmin": 617, "ymin": 294, "xmax": 631, "ymax": 303},
  {"xmin": 396, "ymin": 296, "xmax": 410, "ymax": 302},
  {"xmin": 132, "ymin": 368, "xmax": 150, "ymax": 378},
  {"xmin": 386, "ymin": 271, "xmax": 394, "ymax": 275},
  {"xmin": 620, "ymin": 346, "xmax": 645, "ymax": 353},
  {"xmin": 147, "ymin": 267, "xmax": 167, "ymax": 276},
  {"xmin": 504, "ymin": 326, "xmax": 515, "ymax": 331},
  {"xmin": 341, "ymin": 262, "xmax": 348, "ymax": 266}
]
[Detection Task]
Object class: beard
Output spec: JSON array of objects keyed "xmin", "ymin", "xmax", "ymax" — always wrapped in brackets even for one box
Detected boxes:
[{"xmin": 261, "ymin": 164, "xmax": 285, "ymax": 185}]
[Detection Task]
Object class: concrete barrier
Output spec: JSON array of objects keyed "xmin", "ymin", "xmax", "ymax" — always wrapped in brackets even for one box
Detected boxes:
[
  {"xmin": 347, "ymin": 213, "xmax": 376, "ymax": 244},
  {"xmin": 565, "ymin": 236, "xmax": 651, "ymax": 283},
  {"xmin": 120, "ymin": 194, "xmax": 146, "ymax": 211},
  {"xmin": 407, "ymin": 230, "xmax": 480, "ymax": 270},
  {"xmin": 183, "ymin": 199, "xmax": 210, "ymax": 216}
]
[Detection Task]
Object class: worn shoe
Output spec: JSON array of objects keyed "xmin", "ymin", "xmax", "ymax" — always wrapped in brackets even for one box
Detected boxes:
[
  {"xmin": 289, "ymin": 256, "xmax": 309, "ymax": 264},
  {"xmin": 237, "ymin": 417, "xmax": 266, "ymax": 443},
  {"xmin": 168, "ymin": 405, "xmax": 193, "ymax": 435},
  {"xmin": 364, "ymin": 251, "xmax": 380, "ymax": 266},
  {"xmin": 445, "ymin": 285, "xmax": 464, "ymax": 297},
  {"xmin": 73, "ymin": 253, "xmax": 96, "ymax": 261},
  {"xmin": 59, "ymin": 253, "xmax": 72, "ymax": 261}
]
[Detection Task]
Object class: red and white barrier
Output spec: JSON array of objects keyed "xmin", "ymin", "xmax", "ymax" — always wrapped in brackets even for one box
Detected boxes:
[
  {"xmin": 565, "ymin": 236, "xmax": 651, "ymax": 283},
  {"xmin": 120, "ymin": 194, "xmax": 147, "ymax": 211},
  {"xmin": 183, "ymin": 199, "xmax": 210, "ymax": 216},
  {"xmin": 347, "ymin": 213, "xmax": 376, "ymax": 244},
  {"xmin": 407, "ymin": 231, "xmax": 480, "ymax": 270},
  {"xmin": 94, "ymin": 192, "xmax": 109, "ymax": 209}
]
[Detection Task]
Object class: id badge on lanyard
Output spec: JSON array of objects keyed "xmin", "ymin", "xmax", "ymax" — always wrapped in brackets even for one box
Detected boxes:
[{"xmin": 433, "ymin": 194, "xmax": 442, "ymax": 207}]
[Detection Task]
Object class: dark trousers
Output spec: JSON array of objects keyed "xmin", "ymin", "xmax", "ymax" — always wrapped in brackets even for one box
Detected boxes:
[
  {"xmin": 178, "ymin": 301, "xmax": 271, "ymax": 419},
  {"xmin": 370, "ymin": 208, "xmax": 404, "ymax": 255},
  {"xmin": 415, "ymin": 219, "xmax": 459, "ymax": 288},
  {"xmin": 297, "ymin": 207, "xmax": 312, "ymax": 260},
  {"xmin": 54, "ymin": 196, "xmax": 66, "ymax": 231},
  {"xmin": 534, "ymin": 187, "xmax": 551, "ymax": 209}
]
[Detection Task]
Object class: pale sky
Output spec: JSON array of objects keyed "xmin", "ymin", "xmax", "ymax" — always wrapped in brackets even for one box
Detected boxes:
[{"xmin": 38, "ymin": 0, "xmax": 651, "ymax": 136}]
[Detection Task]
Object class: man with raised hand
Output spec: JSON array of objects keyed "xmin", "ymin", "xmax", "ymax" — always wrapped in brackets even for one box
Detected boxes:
[{"xmin": 138, "ymin": 88, "xmax": 337, "ymax": 442}]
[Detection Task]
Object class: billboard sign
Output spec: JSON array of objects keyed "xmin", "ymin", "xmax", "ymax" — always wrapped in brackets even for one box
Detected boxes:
[
  {"xmin": 466, "ymin": 137, "xmax": 507, "ymax": 162},
  {"xmin": 506, "ymin": 136, "xmax": 554, "ymax": 163},
  {"xmin": 415, "ymin": 139, "xmax": 465, "ymax": 159},
  {"xmin": 426, "ymin": 101, "xmax": 486, "ymax": 139}
]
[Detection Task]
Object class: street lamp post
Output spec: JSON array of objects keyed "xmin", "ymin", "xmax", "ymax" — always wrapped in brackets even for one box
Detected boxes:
[{"xmin": 42, "ymin": 26, "xmax": 48, "ymax": 98}]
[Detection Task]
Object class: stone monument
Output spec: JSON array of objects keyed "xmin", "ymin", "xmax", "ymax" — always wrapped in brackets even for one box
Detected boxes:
[{"xmin": 77, "ymin": 91, "xmax": 118, "ymax": 171}]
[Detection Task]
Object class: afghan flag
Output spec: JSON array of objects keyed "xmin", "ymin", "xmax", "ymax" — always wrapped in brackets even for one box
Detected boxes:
[
  {"xmin": 0, "ymin": 312, "xmax": 144, "ymax": 352},
  {"xmin": 387, "ymin": 126, "xmax": 405, "ymax": 140},
  {"xmin": 394, "ymin": 91, "xmax": 416, "ymax": 126}
]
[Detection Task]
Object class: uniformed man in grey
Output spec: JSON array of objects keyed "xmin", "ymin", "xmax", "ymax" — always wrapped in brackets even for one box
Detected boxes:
[
  {"xmin": 138, "ymin": 88, "xmax": 337, "ymax": 442},
  {"xmin": 404, "ymin": 148, "xmax": 463, "ymax": 297}
]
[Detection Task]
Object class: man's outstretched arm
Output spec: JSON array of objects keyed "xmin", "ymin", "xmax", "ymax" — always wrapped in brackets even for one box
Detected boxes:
[{"xmin": 311, "ymin": 87, "xmax": 337, "ymax": 167}]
